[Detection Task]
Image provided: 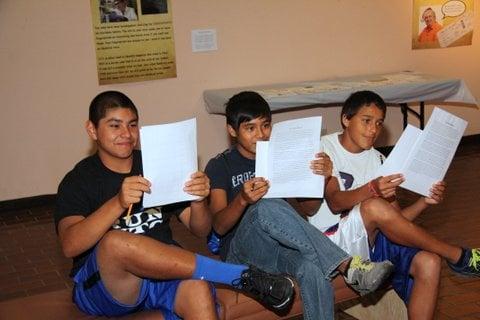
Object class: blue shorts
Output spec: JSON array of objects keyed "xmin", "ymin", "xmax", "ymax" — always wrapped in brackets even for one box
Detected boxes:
[
  {"xmin": 72, "ymin": 246, "xmax": 214, "ymax": 319},
  {"xmin": 370, "ymin": 232, "xmax": 420, "ymax": 304}
]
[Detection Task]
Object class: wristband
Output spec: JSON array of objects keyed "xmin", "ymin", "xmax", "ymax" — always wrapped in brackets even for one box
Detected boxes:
[{"xmin": 368, "ymin": 180, "xmax": 380, "ymax": 198}]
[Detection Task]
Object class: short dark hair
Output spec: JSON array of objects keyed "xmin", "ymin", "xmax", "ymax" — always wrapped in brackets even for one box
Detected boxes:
[
  {"xmin": 422, "ymin": 7, "xmax": 436, "ymax": 19},
  {"xmin": 89, "ymin": 91, "xmax": 138, "ymax": 127},
  {"xmin": 225, "ymin": 91, "xmax": 271, "ymax": 130},
  {"xmin": 341, "ymin": 91, "xmax": 386, "ymax": 128}
]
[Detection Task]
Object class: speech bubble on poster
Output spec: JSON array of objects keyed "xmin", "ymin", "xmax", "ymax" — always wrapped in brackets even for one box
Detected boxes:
[{"xmin": 442, "ymin": 0, "xmax": 466, "ymax": 18}]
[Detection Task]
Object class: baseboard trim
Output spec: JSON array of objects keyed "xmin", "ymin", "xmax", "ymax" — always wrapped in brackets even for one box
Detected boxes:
[{"xmin": 0, "ymin": 194, "xmax": 56, "ymax": 213}]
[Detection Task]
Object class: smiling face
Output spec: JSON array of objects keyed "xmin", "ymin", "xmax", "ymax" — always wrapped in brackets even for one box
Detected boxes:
[
  {"xmin": 228, "ymin": 116, "xmax": 272, "ymax": 159},
  {"xmin": 340, "ymin": 104, "xmax": 385, "ymax": 153},
  {"xmin": 422, "ymin": 9, "xmax": 436, "ymax": 27},
  {"xmin": 115, "ymin": 0, "xmax": 127, "ymax": 12},
  {"xmin": 86, "ymin": 107, "xmax": 139, "ymax": 171}
]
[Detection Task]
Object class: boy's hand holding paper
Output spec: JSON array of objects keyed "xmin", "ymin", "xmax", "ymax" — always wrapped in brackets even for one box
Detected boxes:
[
  {"xmin": 183, "ymin": 171, "xmax": 210, "ymax": 201},
  {"xmin": 240, "ymin": 177, "xmax": 269, "ymax": 205},
  {"xmin": 369, "ymin": 174, "xmax": 404, "ymax": 199},
  {"xmin": 310, "ymin": 152, "xmax": 333, "ymax": 178},
  {"xmin": 424, "ymin": 181, "xmax": 446, "ymax": 205}
]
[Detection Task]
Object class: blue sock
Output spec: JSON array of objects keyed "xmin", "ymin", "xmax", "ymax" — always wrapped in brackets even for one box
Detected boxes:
[{"xmin": 192, "ymin": 254, "xmax": 248, "ymax": 285}]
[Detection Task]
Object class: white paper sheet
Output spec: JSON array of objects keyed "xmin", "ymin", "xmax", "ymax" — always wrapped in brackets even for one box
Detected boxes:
[
  {"xmin": 255, "ymin": 116, "xmax": 324, "ymax": 198},
  {"xmin": 375, "ymin": 125, "xmax": 422, "ymax": 177},
  {"xmin": 140, "ymin": 118, "xmax": 199, "ymax": 207},
  {"xmin": 376, "ymin": 108, "xmax": 467, "ymax": 196}
]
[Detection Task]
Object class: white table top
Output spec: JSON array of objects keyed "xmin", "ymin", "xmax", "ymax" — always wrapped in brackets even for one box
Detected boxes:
[{"xmin": 204, "ymin": 71, "xmax": 477, "ymax": 114}]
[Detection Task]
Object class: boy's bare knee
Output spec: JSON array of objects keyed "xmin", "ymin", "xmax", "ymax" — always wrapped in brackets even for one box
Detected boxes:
[
  {"xmin": 411, "ymin": 251, "xmax": 441, "ymax": 279},
  {"xmin": 180, "ymin": 279, "xmax": 212, "ymax": 297},
  {"xmin": 98, "ymin": 230, "xmax": 136, "ymax": 259},
  {"xmin": 360, "ymin": 198, "xmax": 391, "ymax": 222},
  {"xmin": 175, "ymin": 280, "xmax": 215, "ymax": 318}
]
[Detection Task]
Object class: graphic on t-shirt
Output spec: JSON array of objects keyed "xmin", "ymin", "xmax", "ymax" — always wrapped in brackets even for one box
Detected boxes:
[
  {"xmin": 339, "ymin": 171, "xmax": 354, "ymax": 190},
  {"xmin": 113, "ymin": 207, "xmax": 164, "ymax": 234},
  {"xmin": 231, "ymin": 171, "xmax": 255, "ymax": 188}
]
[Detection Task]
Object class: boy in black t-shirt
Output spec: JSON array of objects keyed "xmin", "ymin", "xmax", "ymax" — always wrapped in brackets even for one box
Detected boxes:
[{"xmin": 55, "ymin": 91, "xmax": 295, "ymax": 319}]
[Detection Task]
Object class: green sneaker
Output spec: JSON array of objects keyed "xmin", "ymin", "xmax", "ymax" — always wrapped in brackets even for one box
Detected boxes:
[
  {"xmin": 344, "ymin": 256, "xmax": 394, "ymax": 296},
  {"xmin": 448, "ymin": 248, "xmax": 480, "ymax": 277}
]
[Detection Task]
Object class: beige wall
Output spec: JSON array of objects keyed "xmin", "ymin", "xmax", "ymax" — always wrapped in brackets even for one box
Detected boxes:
[{"xmin": 1, "ymin": 0, "xmax": 479, "ymax": 201}]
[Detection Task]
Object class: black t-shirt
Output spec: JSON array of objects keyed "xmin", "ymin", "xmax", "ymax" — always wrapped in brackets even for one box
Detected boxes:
[
  {"xmin": 55, "ymin": 150, "xmax": 188, "ymax": 276},
  {"xmin": 205, "ymin": 147, "xmax": 255, "ymax": 260}
]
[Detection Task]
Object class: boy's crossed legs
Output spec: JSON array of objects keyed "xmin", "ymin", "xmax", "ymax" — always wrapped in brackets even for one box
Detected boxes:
[
  {"xmin": 362, "ymin": 197, "xmax": 479, "ymax": 319},
  {"xmin": 361, "ymin": 197, "xmax": 478, "ymax": 273},
  {"xmin": 227, "ymin": 199, "xmax": 394, "ymax": 320},
  {"xmin": 74, "ymin": 230, "xmax": 294, "ymax": 319}
]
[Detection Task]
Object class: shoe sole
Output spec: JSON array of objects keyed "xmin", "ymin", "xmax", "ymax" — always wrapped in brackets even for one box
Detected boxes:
[{"xmin": 272, "ymin": 276, "xmax": 295, "ymax": 310}]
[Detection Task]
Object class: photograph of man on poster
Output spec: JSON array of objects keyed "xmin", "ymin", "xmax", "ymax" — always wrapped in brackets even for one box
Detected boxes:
[{"xmin": 418, "ymin": 7, "xmax": 443, "ymax": 43}]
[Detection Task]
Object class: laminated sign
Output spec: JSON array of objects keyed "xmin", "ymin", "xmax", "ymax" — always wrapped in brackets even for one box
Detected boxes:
[
  {"xmin": 90, "ymin": 0, "xmax": 176, "ymax": 84},
  {"xmin": 412, "ymin": 0, "xmax": 474, "ymax": 49}
]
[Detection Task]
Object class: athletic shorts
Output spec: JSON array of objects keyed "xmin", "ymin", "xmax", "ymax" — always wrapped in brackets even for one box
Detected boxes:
[
  {"xmin": 325, "ymin": 206, "xmax": 420, "ymax": 304},
  {"xmin": 371, "ymin": 232, "xmax": 420, "ymax": 304},
  {"xmin": 325, "ymin": 205, "xmax": 371, "ymax": 260},
  {"xmin": 72, "ymin": 246, "xmax": 210, "ymax": 320}
]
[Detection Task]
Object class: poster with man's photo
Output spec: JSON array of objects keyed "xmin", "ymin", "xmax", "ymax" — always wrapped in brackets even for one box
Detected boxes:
[
  {"xmin": 91, "ymin": 0, "xmax": 175, "ymax": 84},
  {"xmin": 412, "ymin": 0, "xmax": 474, "ymax": 50}
]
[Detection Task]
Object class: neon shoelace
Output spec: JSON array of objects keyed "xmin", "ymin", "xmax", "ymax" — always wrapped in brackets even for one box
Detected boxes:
[
  {"xmin": 468, "ymin": 249, "xmax": 480, "ymax": 271},
  {"xmin": 350, "ymin": 256, "xmax": 373, "ymax": 271}
]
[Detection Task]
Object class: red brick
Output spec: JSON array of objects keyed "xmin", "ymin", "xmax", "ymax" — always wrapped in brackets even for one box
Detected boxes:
[
  {"xmin": 8, "ymin": 268, "xmax": 37, "ymax": 278},
  {"xmin": 0, "ymin": 277, "xmax": 20, "ymax": 290},
  {"xmin": 0, "ymin": 264, "xmax": 15, "ymax": 273},
  {"xmin": 5, "ymin": 253, "xmax": 30, "ymax": 264},
  {"xmin": 35, "ymin": 264, "xmax": 60, "ymax": 274},
  {"xmin": 0, "ymin": 272, "xmax": 20, "ymax": 284},
  {"xmin": 26, "ymin": 282, "xmax": 68, "ymax": 296},
  {"xmin": 0, "ymin": 290, "xmax": 26, "ymax": 302},
  {"xmin": 12, "ymin": 262, "xmax": 36, "ymax": 271},
  {"xmin": 1, "ymin": 279, "xmax": 42, "ymax": 294},
  {"xmin": 18, "ymin": 271, "xmax": 60, "ymax": 284},
  {"xmin": 438, "ymin": 302, "xmax": 480, "ymax": 318},
  {"xmin": 0, "ymin": 224, "xmax": 25, "ymax": 231},
  {"xmin": 443, "ymin": 292, "xmax": 480, "ymax": 304}
]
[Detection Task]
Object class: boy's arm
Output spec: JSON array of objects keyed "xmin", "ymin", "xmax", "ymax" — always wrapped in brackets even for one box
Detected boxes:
[
  {"xmin": 324, "ymin": 176, "xmax": 364, "ymax": 213},
  {"xmin": 210, "ymin": 177, "xmax": 268, "ymax": 235},
  {"xmin": 178, "ymin": 171, "xmax": 212, "ymax": 237},
  {"xmin": 399, "ymin": 181, "xmax": 446, "ymax": 221},
  {"xmin": 325, "ymin": 174, "xmax": 404, "ymax": 213},
  {"xmin": 178, "ymin": 199, "xmax": 211, "ymax": 237},
  {"xmin": 58, "ymin": 176, "xmax": 150, "ymax": 258}
]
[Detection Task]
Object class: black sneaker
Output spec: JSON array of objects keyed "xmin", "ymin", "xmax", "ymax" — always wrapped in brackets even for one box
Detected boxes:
[
  {"xmin": 448, "ymin": 248, "xmax": 480, "ymax": 277},
  {"xmin": 232, "ymin": 266, "xmax": 295, "ymax": 310}
]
